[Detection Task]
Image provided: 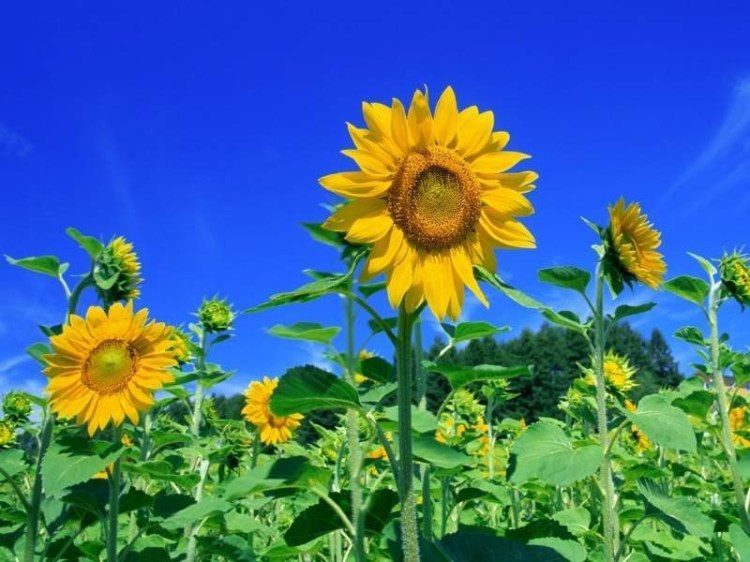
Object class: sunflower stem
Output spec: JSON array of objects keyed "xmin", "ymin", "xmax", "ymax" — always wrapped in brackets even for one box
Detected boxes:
[
  {"xmin": 106, "ymin": 426, "xmax": 123, "ymax": 562},
  {"xmin": 23, "ymin": 410, "xmax": 53, "ymax": 562},
  {"xmin": 708, "ymin": 280, "xmax": 750, "ymax": 533},
  {"xmin": 396, "ymin": 306, "xmax": 420, "ymax": 562},
  {"xmin": 593, "ymin": 264, "xmax": 618, "ymax": 562},
  {"xmin": 343, "ymin": 296, "xmax": 366, "ymax": 562},
  {"xmin": 66, "ymin": 274, "xmax": 93, "ymax": 323}
]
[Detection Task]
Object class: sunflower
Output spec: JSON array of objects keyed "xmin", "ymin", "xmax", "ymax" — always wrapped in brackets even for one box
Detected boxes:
[
  {"xmin": 321, "ymin": 87, "xmax": 537, "ymax": 320},
  {"xmin": 0, "ymin": 420, "xmax": 15, "ymax": 447},
  {"xmin": 730, "ymin": 406, "xmax": 750, "ymax": 448},
  {"xmin": 43, "ymin": 302, "xmax": 176, "ymax": 436},
  {"xmin": 242, "ymin": 377, "xmax": 303, "ymax": 445},
  {"xmin": 720, "ymin": 252, "xmax": 750, "ymax": 307},
  {"xmin": 95, "ymin": 236, "xmax": 143, "ymax": 302},
  {"xmin": 603, "ymin": 352, "xmax": 638, "ymax": 392},
  {"xmin": 168, "ymin": 328, "xmax": 192, "ymax": 365},
  {"xmin": 606, "ymin": 199, "xmax": 666, "ymax": 289}
]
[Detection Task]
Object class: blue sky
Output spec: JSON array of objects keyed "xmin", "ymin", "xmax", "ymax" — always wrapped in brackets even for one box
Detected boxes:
[{"xmin": 1, "ymin": 2, "xmax": 749, "ymax": 396}]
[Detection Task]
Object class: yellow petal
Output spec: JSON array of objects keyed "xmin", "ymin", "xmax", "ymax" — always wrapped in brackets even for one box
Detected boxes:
[
  {"xmin": 433, "ymin": 87, "xmax": 458, "ymax": 146},
  {"xmin": 422, "ymin": 251, "xmax": 452, "ymax": 319},
  {"xmin": 362, "ymin": 226, "xmax": 407, "ymax": 280},
  {"xmin": 479, "ymin": 212, "xmax": 536, "ymax": 249},
  {"xmin": 481, "ymin": 188, "xmax": 535, "ymax": 217},
  {"xmin": 407, "ymin": 89, "xmax": 433, "ymax": 150},
  {"xmin": 341, "ymin": 149, "xmax": 394, "ymax": 175},
  {"xmin": 471, "ymin": 151, "xmax": 530, "ymax": 176},
  {"xmin": 457, "ymin": 111, "xmax": 494, "ymax": 159},
  {"xmin": 344, "ymin": 202, "xmax": 392, "ymax": 244},
  {"xmin": 319, "ymin": 171, "xmax": 391, "ymax": 198},
  {"xmin": 323, "ymin": 199, "xmax": 387, "ymax": 232},
  {"xmin": 450, "ymin": 245, "xmax": 488, "ymax": 307},
  {"xmin": 390, "ymin": 98, "xmax": 411, "ymax": 154},
  {"xmin": 386, "ymin": 250, "xmax": 416, "ymax": 309}
]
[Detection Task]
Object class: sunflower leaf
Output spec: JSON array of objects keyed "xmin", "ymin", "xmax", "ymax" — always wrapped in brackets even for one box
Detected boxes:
[
  {"xmin": 270, "ymin": 367, "xmax": 361, "ymax": 415},
  {"xmin": 663, "ymin": 276, "xmax": 710, "ymax": 307},
  {"xmin": 66, "ymin": 227, "xmax": 104, "ymax": 259},
  {"xmin": 268, "ymin": 322, "xmax": 341, "ymax": 345},
  {"xmin": 538, "ymin": 266, "xmax": 591, "ymax": 294},
  {"xmin": 6, "ymin": 255, "xmax": 68, "ymax": 278},
  {"xmin": 422, "ymin": 361, "xmax": 531, "ymax": 390}
]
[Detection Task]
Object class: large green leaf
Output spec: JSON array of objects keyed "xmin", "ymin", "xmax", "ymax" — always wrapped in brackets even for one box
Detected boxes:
[
  {"xmin": 442, "ymin": 321, "xmax": 510, "ymax": 345},
  {"xmin": 42, "ymin": 438, "xmax": 125, "ymax": 497},
  {"xmin": 162, "ymin": 497, "xmax": 233, "ymax": 529},
  {"xmin": 528, "ymin": 537, "xmax": 587, "ymax": 562},
  {"xmin": 5, "ymin": 255, "xmax": 67, "ymax": 278},
  {"xmin": 612, "ymin": 303, "xmax": 657, "ymax": 322},
  {"xmin": 663, "ymin": 275, "xmax": 710, "ymax": 306},
  {"xmin": 381, "ymin": 406, "xmax": 438, "ymax": 434},
  {"xmin": 66, "ymin": 227, "xmax": 103, "ymax": 259},
  {"xmin": 270, "ymin": 368, "xmax": 360, "ymax": 415},
  {"xmin": 474, "ymin": 266, "xmax": 544, "ymax": 309},
  {"xmin": 359, "ymin": 356, "xmax": 394, "ymax": 383},
  {"xmin": 730, "ymin": 524, "xmax": 750, "ymax": 562},
  {"xmin": 437, "ymin": 531, "xmax": 566, "ymax": 562},
  {"xmin": 552, "ymin": 507, "xmax": 591, "ymax": 537},
  {"xmin": 267, "ymin": 322, "xmax": 341, "ymax": 345},
  {"xmin": 626, "ymin": 395, "xmax": 697, "ymax": 452},
  {"xmin": 412, "ymin": 435, "xmax": 473, "ymax": 469},
  {"xmin": 223, "ymin": 457, "xmax": 331, "ymax": 501},
  {"xmin": 538, "ymin": 266, "xmax": 591, "ymax": 294},
  {"xmin": 0, "ymin": 449, "xmax": 27, "ymax": 478},
  {"xmin": 510, "ymin": 421, "xmax": 601, "ymax": 486},
  {"xmin": 638, "ymin": 481, "xmax": 714, "ymax": 537},
  {"xmin": 422, "ymin": 361, "xmax": 531, "ymax": 390}
]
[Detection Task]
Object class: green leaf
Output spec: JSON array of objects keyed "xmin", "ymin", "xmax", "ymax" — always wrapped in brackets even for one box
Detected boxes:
[
  {"xmin": 541, "ymin": 309, "xmax": 587, "ymax": 333},
  {"xmin": 422, "ymin": 361, "xmax": 531, "ymax": 390},
  {"xmin": 5, "ymin": 255, "xmax": 67, "ymax": 278},
  {"xmin": 359, "ymin": 281, "xmax": 386, "ymax": 298},
  {"xmin": 730, "ymin": 524, "xmax": 750, "ymax": 562},
  {"xmin": 437, "ymin": 531, "xmax": 566, "ymax": 562},
  {"xmin": 42, "ymin": 439, "xmax": 125, "ymax": 497},
  {"xmin": 411, "ymin": 434, "xmax": 473, "ymax": 469},
  {"xmin": 222, "ymin": 457, "xmax": 331, "ymax": 500},
  {"xmin": 66, "ymin": 227, "xmax": 103, "ymax": 259},
  {"xmin": 638, "ymin": 481, "xmax": 714, "ymax": 537},
  {"xmin": 0, "ymin": 449, "xmax": 27, "ymax": 478},
  {"xmin": 162, "ymin": 497, "xmax": 232, "ymax": 529},
  {"xmin": 245, "ymin": 251, "xmax": 363, "ymax": 313},
  {"xmin": 612, "ymin": 302, "xmax": 657, "ymax": 322},
  {"xmin": 538, "ymin": 266, "xmax": 591, "ymax": 294},
  {"xmin": 359, "ymin": 356, "xmax": 394, "ymax": 383},
  {"xmin": 626, "ymin": 394, "xmax": 697, "ymax": 452},
  {"xmin": 674, "ymin": 326, "xmax": 705, "ymax": 346},
  {"xmin": 26, "ymin": 342, "xmax": 51, "ymax": 366},
  {"xmin": 474, "ymin": 266, "xmax": 544, "ymax": 309},
  {"xmin": 528, "ymin": 538, "xmax": 587, "ymax": 562},
  {"xmin": 368, "ymin": 316, "xmax": 397, "ymax": 336},
  {"xmin": 302, "ymin": 222, "xmax": 343, "ymax": 248},
  {"xmin": 381, "ymin": 406, "xmax": 438, "ymax": 434},
  {"xmin": 267, "ymin": 322, "xmax": 341, "ymax": 345},
  {"xmin": 270, "ymin": 368, "xmax": 360, "ymax": 415},
  {"xmin": 662, "ymin": 275, "xmax": 710, "ymax": 306},
  {"xmin": 510, "ymin": 421, "xmax": 601, "ymax": 486},
  {"xmin": 552, "ymin": 507, "xmax": 591, "ymax": 536},
  {"xmin": 444, "ymin": 321, "xmax": 511, "ymax": 345},
  {"xmin": 688, "ymin": 252, "xmax": 717, "ymax": 277}
]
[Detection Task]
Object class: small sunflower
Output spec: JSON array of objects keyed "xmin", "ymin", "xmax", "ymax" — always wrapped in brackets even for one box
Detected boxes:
[
  {"xmin": 603, "ymin": 352, "xmax": 638, "ymax": 392},
  {"xmin": 720, "ymin": 252, "xmax": 750, "ymax": 307},
  {"xmin": 43, "ymin": 302, "xmax": 177, "ymax": 436},
  {"xmin": 730, "ymin": 406, "xmax": 750, "ymax": 448},
  {"xmin": 242, "ymin": 377, "xmax": 303, "ymax": 445},
  {"xmin": 95, "ymin": 236, "xmax": 143, "ymax": 302},
  {"xmin": 0, "ymin": 420, "xmax": 16, "ymax": 448},
  {"xmin": 606, "ymin": 199, "xmax": 666, "ymax": 289},
  {"xmin": 322, "ymin": 86, "xmax": 537, "ymax": 320},
  {"xmin": 625, "ymin": 400, "xmax": 651, "ymax": 453}
]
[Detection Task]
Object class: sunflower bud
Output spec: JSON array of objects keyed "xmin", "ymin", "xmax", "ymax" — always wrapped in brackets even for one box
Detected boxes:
[
  {"xmin": 94, "ymin": 236, "xmax": 143, "ymax": 303},
  {"xmin": 720, "ymin": 252, "xmax": 750, "ymax": 307},
  {"xmin": 168, "ymin": 328, "xmax": 193, "ymax": 365},
  {"xmin": 3, "ymin": 392, "xmax": 32, "ymax": 422},
  {"xmin": 198, "ymin": 297, "xmax": 235, "ymax": 333},
  {"xmin": 0, "ymin": 420, "xmax": 16, "ymax": 448}
]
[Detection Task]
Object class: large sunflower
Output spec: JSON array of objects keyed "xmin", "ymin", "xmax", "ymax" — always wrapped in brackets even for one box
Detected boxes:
[
  {"xmin": 607, "ymin": 199, "xmax": 665, "ymax": 289},
  {"xmin": 321, "ymin": 87, "xmax": 537, "ymax": 320},
  {"xmin": 242, "ymin": 377, "xmax": 303, "ymax": 445},
  {"xmin": 44, "ymin": 302, "xmax": 176, "ymax": 436}
]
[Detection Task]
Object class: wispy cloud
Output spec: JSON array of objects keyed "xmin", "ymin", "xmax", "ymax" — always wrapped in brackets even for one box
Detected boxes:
[
  {"xmin": 661, "ymin": 78, "xmax": 750, "ymax": 218},
  {"xmin": 0, "ymin": 353, "xmax": 31, "ymax": 375},
  {"xmin": 0, "ymin": 123, "xmax": 32, "ymax": 158}
]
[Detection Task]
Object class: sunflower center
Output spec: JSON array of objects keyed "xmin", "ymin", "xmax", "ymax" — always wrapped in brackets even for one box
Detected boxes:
[
  {"xmin": 389, "ymin": 146, "xmax": 481, "ymax": 251},
  {"xmin": 83, "ymin": 339, "xmax": 139, "ymax": 394}
]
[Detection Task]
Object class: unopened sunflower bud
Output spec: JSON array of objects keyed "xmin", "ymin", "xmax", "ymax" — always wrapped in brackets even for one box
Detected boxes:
[
  {"xmin": 3, "ymin": 392, "xmax": 32, "ymax": 422},
  {"xmin": 198, "ymin": 297, "xmax": 235, "ymax": 333},
  {"xmin": 720, "ymin": 252, "xmax": 750, "ymax": 307},
  {"xmin": 95, "ymin": 236, "xmax": 143, "ymax": 302}
]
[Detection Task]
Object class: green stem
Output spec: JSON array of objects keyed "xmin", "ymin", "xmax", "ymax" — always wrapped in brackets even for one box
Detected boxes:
[
  {"xmin": 396, "ymin": 306, "xmax": 420, "ymax": 562},
  {"xmin": 24, "ymin": 412, "xmax": 53, "ymax": 562},
  {"xmin": 421, "ymin": 465, "xmax": 433, "ymax": 543},
  {"xmin": 66, "ymin": 275, "xmax": 93, "ymax": 324},
  {"xmin": 414, "ymin": 318, "xmax": 426, "ymax": 410},
  {"xmin": 106, "ymin": 427, "xmax": 123, "ymax": 562},
  {"xmin": 708, "ymin": 281, "xmax": 750, "ymax": 533},
  {"xmin": 344, "ymin": 296, "xmax": 366, "ymax": 562},
  {"xmin": 593, "ymin": 264, "xmax": 617, "ymax": 562}
]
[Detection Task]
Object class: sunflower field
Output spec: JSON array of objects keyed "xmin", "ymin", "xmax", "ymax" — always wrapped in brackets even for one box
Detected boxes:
[{"xmin": 3, "ymin": 86, "xmax": 750, "ymax": 562}]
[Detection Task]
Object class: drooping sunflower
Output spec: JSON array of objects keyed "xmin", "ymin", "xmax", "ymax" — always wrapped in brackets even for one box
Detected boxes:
[
  {"xmin": 720, "ymin": 251, "xmax": 750, "ymax": 307},
  {"xmin": 321, "ymin": 87, "xmax": 537, "ymax": 320},
  {"xmin": 606, "ymin": 199, "xmax": 666, "ymax": 289},
  {"xmin": 242, "ymin": 377, "xmax": 303, "ymax": 445},
  {"xmin": 43, "ymin": 302, "xmax": 177, "ymax": 436},
  {"xmin": 603, "ymin": 352, "xmax": 638, "ymax": 392},
  {"xmin": 95, "ymin": 236, "xmax": 143, "ymax": 302}
]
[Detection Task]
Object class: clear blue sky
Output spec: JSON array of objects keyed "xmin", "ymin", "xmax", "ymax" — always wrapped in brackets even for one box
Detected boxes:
[{"xmin": 2, "ymin": 2, "xmax": 749, "ymax": 396}]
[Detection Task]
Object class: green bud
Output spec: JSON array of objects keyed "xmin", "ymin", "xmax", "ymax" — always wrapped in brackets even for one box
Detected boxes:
[
  {"xmin": 720, "ymin": 252, "xmax": 750, "ymax": 307},
  {"xmin": 3, "ymin": 392, "xmax": 32, "ymax": 422},
  {"xmin": 198, "ymin": 297, "xmax": 235, "ymax": 333}
]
